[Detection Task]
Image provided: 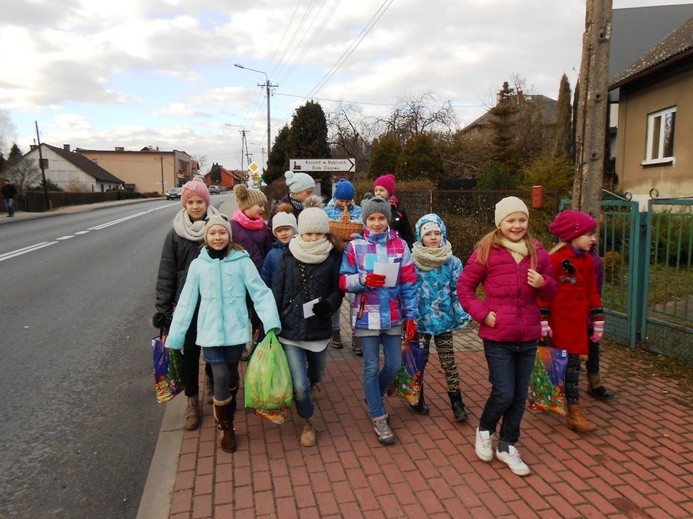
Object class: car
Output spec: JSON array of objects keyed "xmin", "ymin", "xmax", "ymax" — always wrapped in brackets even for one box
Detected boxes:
[
  {"xmin": 208, "ymin": 185, "xmax": 220, "ymax": 194},
  {"xmin": 166, "ymin": 187, "xmax": 182, "ymax": 200}
]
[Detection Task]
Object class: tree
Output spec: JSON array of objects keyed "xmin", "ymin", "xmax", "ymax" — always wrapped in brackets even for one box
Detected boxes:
[
  {"xmin": 521, "ymin": 153, "xmax": 575, "ymax": 199},
  {"xmin": 2, "ymin": 144, "xmax": 41, "ymax": 199},
  {"xmin": 488, "ymin": 82, "xmax": 521, "ymax": 172},
  {"xmin": 476, "ymin": 163, "xmax": 519, "ymax": 191},
  {"xmin": 396, "ymin": 133, "xmax": 444, "ymax": 184},
  {"xmin": 554, "ymin": 74, "xmax": 574, "ymax": 161},
  {"xmin": 288, "ymin": 101, "xmax": 331, "ymax": 191},
  {"xmin": 326, "ymin": 103, "xmax": 374, "ymax": 180},
  {"xmin": 376, "ymin": 91, "xmax": 457, "ymax": 145},
  {"xmin": 265, "ymin": 125, "xmax": 292, "ymax": 185},
  {"xmin": 8, "ymin": 143, "xmax": 23, "ymax": 162},
  {"xmin": 368, "ymin": 134, "xmax": 401, "ymax": 178}
]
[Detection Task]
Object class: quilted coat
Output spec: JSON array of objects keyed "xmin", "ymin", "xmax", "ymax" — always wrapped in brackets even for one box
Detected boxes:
[
  {"xmin": 457, "ymin": 242, "xmax": 556, "ymax": 343},
  {"xmin": 166, "ymin": 247, "xmax": 281, "ymax": 349},
  {"xmin": 339, "ymin": 227, "xmax": 418, "ymax": 330},
  {"xmin": 231, "ymin": 220, "xmax": 274, "ymax": 272}
]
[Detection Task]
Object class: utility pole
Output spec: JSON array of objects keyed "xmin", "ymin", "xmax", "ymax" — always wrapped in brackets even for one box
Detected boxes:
[
  {"xmin": 573, "ymin": 0, "xmax": 612, "ymax": 217},
  {"xmin": 34, "ymin": 121, "xmax": 50, "ymax": 210}
]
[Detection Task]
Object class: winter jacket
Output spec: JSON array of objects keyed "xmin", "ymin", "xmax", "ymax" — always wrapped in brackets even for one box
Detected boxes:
[
  {"xmin": 325, "ymin": 199, "xmax": 362, "ymax": 222},
  {"xmin": 272, "ymin": 248, "xmax": 344, "ymax": 341},
  {"xmin": 166, "ymin": 247, "xmax": 281, "ymax": 349},
  {"xmin": 261, "ymin": 241, "xmax": 289, "ymax": 287},
  {"xmin": 154, "ymin": 228, "xmax": 203, "ymax": 322},
  {"xmin": 339, "ymin": 227, "xmax": 418, "ymax": 330},
  {"xmin": 413, "ymin": 214, "xmax": 470, "ymax": 335},
  {"xmin": 231, "ymin": 220, "xmax": 273, "ymax": 272},
  {"xmin": 457, "ymin": 242, "xmax": 556, "ymax": 343},
  {"xmin": 540, "ymin": 245, "xmax": 603, "ymax": 355}
]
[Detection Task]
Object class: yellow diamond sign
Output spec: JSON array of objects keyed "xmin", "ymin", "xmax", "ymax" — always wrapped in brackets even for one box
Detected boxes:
[{"xmin": 248, "ymin": 161, "xmax": 260, "ymax": 174}]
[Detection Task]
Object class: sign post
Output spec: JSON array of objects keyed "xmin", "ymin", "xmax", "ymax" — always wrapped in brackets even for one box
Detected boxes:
[{"xmin": 290, "ymin": 158, "xmax": 355, "ymax": 173}]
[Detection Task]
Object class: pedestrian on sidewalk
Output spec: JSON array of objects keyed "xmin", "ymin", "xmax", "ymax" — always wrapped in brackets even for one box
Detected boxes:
[
  {"xmin": 339, "ymin": 196, "xmax": 418, "ymax": 446},
  {"xmin": 272, "ymin": 196, "xmax": 344, "ymax": 447},
  {"xmin": 542, "ymin": 210, "xmax": 605, "ymax": 433},
  {"xmin": 372, "ymin": 173, "xmax": 415, "ymax": 247},
  {"xmin": 2, "ymin": 181, "xmax": 17, "ymax": 217},
  {"xmin": 268, "ymin": 171, "xmax": 316, "ymax": 229},
  {"xmin": 153, "ymin": 179, "xmax": 217, "ymax": 430},
  {"xmin": 324, "ymin": 178, "xmax": 362, "ymax": 350},
  {"xmin": 166, "ymin": 214, "xmax": 281, "ymax": 453},
  {"xmin": 261, "ymin": 204, "xmax": 297, "ymax": 288},
  {"xmin": 586, "ymin": 243, "xmax": 615, "ymax": 400},
  {"xmin": 458, "ymin": 196, "xmax": 556, "ymax": 476},
  {"xmin": 411, "ymin": 213, "xmax": 472, "ymax": 421}
]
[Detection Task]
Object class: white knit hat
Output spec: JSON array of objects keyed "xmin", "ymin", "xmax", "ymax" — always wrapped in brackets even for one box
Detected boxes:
[
  {"xmin": 494, "ymin": 196, "xmax": 529, "ymax": 227},
  {"xmin": 203, "ymin": 214, "xmax": 232, "ymax": 238},
  {"xmin": 272, "ymin": 211, "xmax": 298, "ymax": 236},
  {"xmin": 420, "ymin": 221, "xmax": 441, "ymax": 237},
  {"xmin": 285, "ymin": 171, "xmax": 316, "ymax": 194},
  {"xmin": 297, "ymin": 195, "xmax": 329, "ymax": 234}
]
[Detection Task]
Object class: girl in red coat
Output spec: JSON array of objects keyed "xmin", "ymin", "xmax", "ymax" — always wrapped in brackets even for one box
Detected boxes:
[
  {"xmin": 542, "ymin": 210, "xmax": 604, "ymax": 433},
  {"xmin": 458, "ymin": 196, "xmax": 556, "ymax": 476}
]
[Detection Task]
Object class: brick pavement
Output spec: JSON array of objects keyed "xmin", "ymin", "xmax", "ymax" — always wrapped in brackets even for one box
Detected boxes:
[{"xmin": 165, "ymin": 302, "xmax": 693, "ymax": 519}]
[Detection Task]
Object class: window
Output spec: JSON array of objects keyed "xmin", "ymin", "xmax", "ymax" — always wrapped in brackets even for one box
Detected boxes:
[{"xmin": 645, "ymin": 107, "xmax": 676, "ymax": 165}]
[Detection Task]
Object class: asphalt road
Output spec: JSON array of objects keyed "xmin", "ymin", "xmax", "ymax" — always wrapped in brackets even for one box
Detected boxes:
[{"xmin": 0, "ymin": 199, "xmax": 193, "ymax": 518}]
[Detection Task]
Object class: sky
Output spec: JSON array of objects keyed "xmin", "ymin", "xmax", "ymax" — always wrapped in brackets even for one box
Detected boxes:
[{"xmin": 0, "ymin": 0, "xmax": 689, "ymax": 173}]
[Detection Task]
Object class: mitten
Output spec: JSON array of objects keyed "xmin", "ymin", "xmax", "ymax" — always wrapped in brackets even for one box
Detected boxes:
[
  {"xmin": 152, "ymin": 311, "xmax": 170, "ymax": 329},
  {"xmin": 312, "ymin": 299, "xmax": 332, "ymax": 318},
  {"xmin": 364, "ymin": 273, "xmax": 386, "ymax": 288},
  {"xmin": 540, "ymin": 320, "xmax": 552, "ymax": 339},
  {"xmin": 405, "ymin": 320, "xmax": 418, "ymax": 341},
  {"xmin": 591, "ymin": 320, "xmax": 604, "ymax": 342}
]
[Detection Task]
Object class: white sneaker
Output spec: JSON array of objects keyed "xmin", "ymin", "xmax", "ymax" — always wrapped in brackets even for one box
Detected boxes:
[
  {"xmin": 496, "ymin": 445, "xmax": 531, "ymax": 476},
  {"xmin": 475, "ymin": 428, "xmax": 494, "ymax": 462}
]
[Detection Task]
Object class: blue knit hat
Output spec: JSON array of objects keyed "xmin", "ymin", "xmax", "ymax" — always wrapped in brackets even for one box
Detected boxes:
[{"xmin": 333, "ymin": 179, "xmax": 355, "ymax": 201}]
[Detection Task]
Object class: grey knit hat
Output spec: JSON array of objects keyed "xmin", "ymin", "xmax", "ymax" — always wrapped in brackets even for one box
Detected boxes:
[
  {"xmin": 272, "ymin": 211, "xmax": 298, "ymax": 236},
  {"xmin": 297, "ymin": 195, "xmax": 330, "ymax": 234},
  {"xmin": 360, "ymin": 196, "xmax": 391, "ymax": 223}
]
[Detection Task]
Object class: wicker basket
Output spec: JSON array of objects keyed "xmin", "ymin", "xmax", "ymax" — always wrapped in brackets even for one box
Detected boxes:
[{"xmin": 328, "ymin": 206, "xmax": 363, "ymax": 242}]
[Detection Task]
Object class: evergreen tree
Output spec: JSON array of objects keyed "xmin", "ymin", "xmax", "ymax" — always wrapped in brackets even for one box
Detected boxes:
[
  {"xmin": 368, "ymin": 134, "xmax": 401, "ymax": 178},
  {"xmin": 476, "ymin": 162, "xmax": 519, "ymax": 191},
  {"xmin": 8, "ymin": 143, "xmax": 22, "ymax": 163},
  {"xmin": 488, "ymin": 82, "xmax": 521, "ymax": 172},
  {"xmin": 0, "ymin": 151, "xmax": 5, "ymax": 173},
  {"xmin": 396, "ymin": 133, "xmax": 444, "ymax": 184},
  {"xmin": 554, "ymin": 74, "xmax": 574, "ymax": 161},
  {"xmin": 265, "ymin": 125, "xmax": 292, "ymax": 185},
  {"xmin": 288, "ymin": 101, "xmax": 330, "ymax": 190}
]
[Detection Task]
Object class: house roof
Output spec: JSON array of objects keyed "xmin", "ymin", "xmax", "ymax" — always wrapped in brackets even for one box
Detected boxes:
[
  {"xmin": 610, "ymin": 17, "xmax": 693, "ymax": 90},
  {"xmin": 462, "ymin": 94, "xmax": 557, "ymax": 131},
  {"xmin": 45, "ymin": 144, "xmax": 124, "ymax": 184}
]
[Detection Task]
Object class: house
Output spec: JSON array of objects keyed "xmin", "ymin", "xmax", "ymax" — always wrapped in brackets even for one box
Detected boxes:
[
  {"xmin": 609, "ymin": 17, "xmax": 693, "ymax": 207},
  {"xmin": 24, "ymin": 144, "xmax": 124, "ymax": 192},
  {"xmin": 75, "ymin": 146, "xmax": 195, "ymax": 194},
  {"xmin": 204, "ymin": 163, "xmax": 248, "ymax": 189}
]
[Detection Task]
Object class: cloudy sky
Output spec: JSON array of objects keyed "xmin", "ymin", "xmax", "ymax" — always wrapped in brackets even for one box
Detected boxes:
[{"xmin": 0, "ymin": 0, "xmax": 688, "ymax": 172}]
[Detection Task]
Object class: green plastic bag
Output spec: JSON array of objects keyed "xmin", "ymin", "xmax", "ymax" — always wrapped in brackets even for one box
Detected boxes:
[{"xmin": 244, "ymin": 330, "xmax": 293, "ymax": 424}]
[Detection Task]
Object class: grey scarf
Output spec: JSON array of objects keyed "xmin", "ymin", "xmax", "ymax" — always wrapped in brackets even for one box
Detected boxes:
[{"xmin": 173, "ymin": 206, "xmax": 219, "ymax": 241}]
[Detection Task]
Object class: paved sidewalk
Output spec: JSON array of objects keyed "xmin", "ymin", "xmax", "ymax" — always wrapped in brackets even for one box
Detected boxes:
[{"xmin": 155, "ymin": 302, "xmax": 692, "ymax": 519}]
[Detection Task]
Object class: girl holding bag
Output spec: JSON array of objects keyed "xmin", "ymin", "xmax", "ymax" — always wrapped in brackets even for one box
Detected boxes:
[
  {"xmin": 272, "ymin": 196, "xmax": 344, "ymax": 447},
  {"xmin": 166, "ymin": 214, "xmax": 281, "ymax": 453}
]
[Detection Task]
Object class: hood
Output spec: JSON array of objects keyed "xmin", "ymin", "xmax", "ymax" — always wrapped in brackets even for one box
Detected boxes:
[{"xmin": 415, "ymin": 213, "xmax": 447, "ymax": 244}]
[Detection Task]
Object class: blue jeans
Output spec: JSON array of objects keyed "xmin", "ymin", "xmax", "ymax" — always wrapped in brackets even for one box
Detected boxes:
[
  {"xmin": 282, "ymin": 344, "xmax": 327, "ymax": 419},
  {"xmin": 360, "ymin": 333, "xmax": 402, "ymax": 418},
  {"xmin": 4, "ymin": 198, "xmax": 14, "ymax": 217},
  {"xmin": 479, "ymin": 340, "xmax": 537, "ymax": 445}
]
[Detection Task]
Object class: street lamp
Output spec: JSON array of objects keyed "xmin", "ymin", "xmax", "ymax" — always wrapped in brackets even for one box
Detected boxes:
[{"xmin": 234, "ymin": 63, "xmax": 276, "ymax": 169}]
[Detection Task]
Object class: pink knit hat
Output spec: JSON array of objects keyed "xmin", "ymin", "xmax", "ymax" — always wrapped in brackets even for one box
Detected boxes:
[
  {"xmin": 180, "ymin": 179, "xmax": 211, "ymax": 208},
  {"xmin": 549, "ymin": 210, "xmax": 598, "ymax": 242},
  {"xmin": 374, "ymin": 173, "xmax": 396, "ymax": 197}
]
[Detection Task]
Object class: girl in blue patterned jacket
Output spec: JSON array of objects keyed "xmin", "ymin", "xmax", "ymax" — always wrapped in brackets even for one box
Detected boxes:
[
  {"xmin": 412, "ymin": 214, "xmax": 472, "ymax": 422},
  {"xmin": 339, "ymin": 196, "xmax": 418, "ymax": 446}
]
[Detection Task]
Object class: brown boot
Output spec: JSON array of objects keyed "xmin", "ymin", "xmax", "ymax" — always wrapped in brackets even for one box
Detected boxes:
[
  {"xmin": 567, "ymin": 403, "xmax": 597, "ymax": 432},
  {"xmin": 300, "ymin": 418, "xmax": 317, "ymax": 447},
  {"xmin": 213, "ymin": 395, "xmax": 236, "ymax": 453},
  {"xmin": 183, "ymin": 396, "xmax": 201, "ymax": 431}
]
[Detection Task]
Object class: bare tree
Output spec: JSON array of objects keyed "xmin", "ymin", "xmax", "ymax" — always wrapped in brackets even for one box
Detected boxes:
[
  {"xmin": 2, "ymin": 157, "xmax": 41, "ymax": 197},
  {"xmin": 326, "ymin": 103, "xmax": 375, "ymax": 177}
]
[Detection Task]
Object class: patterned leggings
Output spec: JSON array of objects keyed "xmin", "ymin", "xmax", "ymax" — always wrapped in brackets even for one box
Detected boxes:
[
  {"xmin": 565, "ymin": 353, "xmax": 581, "ymax": 404},
  {"xmin": 421, "ymin": 332, "xmax": 461, "ymax": 392}
]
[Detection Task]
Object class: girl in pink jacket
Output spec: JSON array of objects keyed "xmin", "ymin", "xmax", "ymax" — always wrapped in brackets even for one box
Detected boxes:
[{"xmin": 458, "ymin": 196, "xmax": 556, "ymax": 477}]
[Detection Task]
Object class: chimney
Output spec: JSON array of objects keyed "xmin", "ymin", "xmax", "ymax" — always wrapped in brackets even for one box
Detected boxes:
[
  {"xmin": 115, "ymin": 147, "xmax": 125, "ymax": 152},
  {"xmin": 63, "ymin": 144, "xmax": 71, "ymax": 152}
]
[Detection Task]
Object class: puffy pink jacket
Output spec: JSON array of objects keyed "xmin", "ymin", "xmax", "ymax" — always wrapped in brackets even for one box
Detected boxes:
[{"xmin": 457, "ymin": 242, "xmax": 556, "ymax": 343}]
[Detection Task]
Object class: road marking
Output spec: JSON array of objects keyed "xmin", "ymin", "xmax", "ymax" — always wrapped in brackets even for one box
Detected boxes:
[
  {"xmin": 0, "ymin": 241, "xmax": 58, "ymax": 262},
  {"xmin": 57, "ymin": 236, "xmax": 74, "ymax": 240},
  {"xmin": 88, "ymin": 211, "xmax": 149, "ymax": 230},
  {"xmin": 74, "ymin": 231, "xmax": 89, "ymax": 235}
]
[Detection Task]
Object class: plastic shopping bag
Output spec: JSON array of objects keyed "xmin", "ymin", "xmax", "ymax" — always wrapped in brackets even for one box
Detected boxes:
[
  {"xmin": 527, "ymin": 344, "xmax": 568, "ymax": 415},
  {"xmin": 152, "ymin": 335, "xmax": 184, "ymax": 403},
  {"xmin": 244, "ymin": 330, "xmax": 294, "ymax": 424},
  {"xmin": 388, "ymin": 337, "xmax": 425, "ymax": 405}
]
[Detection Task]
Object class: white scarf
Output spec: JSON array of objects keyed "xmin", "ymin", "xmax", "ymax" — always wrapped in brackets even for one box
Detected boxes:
[
  {"xmin": 501, "ymin": 237, "xmax": 529, "ymax": 264},
  {"xmin": 288, "ymin": 236, "xmax": 333, "ymax": 264},
  {"xmin": 173, "ymin": 206, "xmax": 219, "ymax": 241}
]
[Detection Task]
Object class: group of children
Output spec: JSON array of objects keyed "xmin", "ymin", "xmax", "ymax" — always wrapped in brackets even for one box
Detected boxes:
[{"xmin": 155, "ymin": 176, "xmax": 614, "ymax": 476}]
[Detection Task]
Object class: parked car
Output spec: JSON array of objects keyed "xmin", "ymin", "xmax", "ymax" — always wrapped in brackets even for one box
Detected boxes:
[
  {"xmin": 166, "ymin": 187, "xmax": 182, "ymax": 200},
  {"xmin": 208, "ymin": 185, "xmax": 220, "ymax": 194}
]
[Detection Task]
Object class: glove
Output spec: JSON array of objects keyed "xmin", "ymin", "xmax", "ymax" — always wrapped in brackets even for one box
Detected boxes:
[
  {"xmin": 152, "ymin": 312, "xmax": 171, "ymax": 330},
  {"xmin": 312, "ymin": 299, "xmax": 332, "ymax": 318},
  {"xmin": 405, "ymin": 320, "xmax": 418, "ymax": 341},
  {"xmin": 540, "ymin": 320, "xmax": 552, "ymax": 339},
  {"xmin": 591, "ymin": 320, "xmax": 604, "ymax": 342},
  {"xmin": 364, "ymin": 273, "xmax": 386, "ymax": 288}
]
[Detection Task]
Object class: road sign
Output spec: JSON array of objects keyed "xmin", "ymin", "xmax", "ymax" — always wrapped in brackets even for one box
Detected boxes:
[
  {"xmin": 290, "ymin": 158, "xmax": 355, "ymax": 173},
  {"xmin": 248, "ymin": 161, "xmax": 260, "ymax": 174}
]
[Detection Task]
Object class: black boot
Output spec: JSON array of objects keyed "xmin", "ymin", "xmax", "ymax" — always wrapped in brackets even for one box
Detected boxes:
[
  {"xmin": 448, "ymin": 390, "xmax": 469, "ymax": 422},
  {"xmin": 412, "ymin": 385, "xmax": 429, "ymax": 415}
]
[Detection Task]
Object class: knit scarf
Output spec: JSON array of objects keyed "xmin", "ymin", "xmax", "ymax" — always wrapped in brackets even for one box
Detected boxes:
[
  {"xmin": 288, "ymin": 236, "xmax": 333, "ymax": 264},
  {"xmin": 501, "ymin": 238, "xmax": 529, "ymax": 264},
  {"xmin": 173, "ymin": 206, "xmax": 219, "ymax": 241},
  {"xmin": 412, "ymin": 241, "xmax": 452, "ymax": 271},
  {"xmin": 233, "ymin": 209, "xmax": 265, "ymax": 230},
  {"xmin": 289, "ymin": 194, "xmax": 304, "ymax": 213}
]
